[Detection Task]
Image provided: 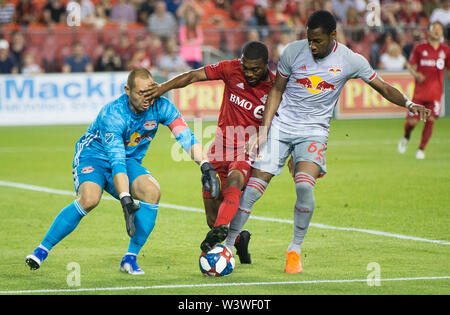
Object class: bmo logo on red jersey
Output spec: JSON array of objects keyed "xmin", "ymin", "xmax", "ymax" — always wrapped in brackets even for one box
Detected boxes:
[
  {"xmin": 229, "ymin": 93, "xmax": 265, "ymax": 119},
  {"xmin": 420, "ymin": 58, "xmax": 445, "ymax": 70}
]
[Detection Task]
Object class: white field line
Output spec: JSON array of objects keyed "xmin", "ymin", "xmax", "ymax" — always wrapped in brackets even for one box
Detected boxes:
[
  {"xmin": 1, "ymin": 276, "xmax": 449, "ymax": 294},
  {"xmin": 1, "ymin": 138, "xmax": 450, "ymax": 153},
  {"xmin": 0, "ymin": 180, "xmax": 449, "ymax": 246}
]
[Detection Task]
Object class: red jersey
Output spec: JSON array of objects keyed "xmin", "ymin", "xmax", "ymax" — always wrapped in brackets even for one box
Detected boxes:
[
  {"xmin": 204, "ymin": 59, "xmax": 275, "ymax": 151},
  {"xmin": 409, "ymin": 42, "xmax": 450, "ymax": 102}
]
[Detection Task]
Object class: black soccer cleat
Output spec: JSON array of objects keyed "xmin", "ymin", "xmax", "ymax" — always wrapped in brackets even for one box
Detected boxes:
[
  {"xmin": 235, "ymin": 230, "xmax": 252, "ymax": 264},
  {"xmin": 25, "ymin": 247, "xmax": 48, "ymax": 270},
  {"xmin": 200, "ymin": 225, "xmax": 229, "ymax": 253},
  {"xmin": 25, "ymin": 256, "xmax": 41, "ymax": 270}
]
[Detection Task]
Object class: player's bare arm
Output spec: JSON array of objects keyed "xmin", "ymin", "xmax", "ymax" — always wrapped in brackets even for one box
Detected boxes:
[
  {"xmin": 145, "ymin": 68, "xmax": 208, "ymax": 99},
  {"xmin": 189, "ymin": 143, "xmax": 209, "ymax": 166},
  {"xmin": 261, "ymin": 72, "xmax": 289, "ymax": 131},
  {"xmin": 113, "ymin": 172, "xmax": 130, "ymax": 197},
  {"xmin": 247, "ymin": 72, "xmax": 288, "ymax": 155},
  {"xmin": 368, "ymin": 76, "xmax": 431, "ymax": 121}
]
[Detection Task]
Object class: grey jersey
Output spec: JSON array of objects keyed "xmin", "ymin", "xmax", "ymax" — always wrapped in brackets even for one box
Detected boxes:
[{"xmin": 273, "ymin": 40, "xmax": 377, "ymax": 137}]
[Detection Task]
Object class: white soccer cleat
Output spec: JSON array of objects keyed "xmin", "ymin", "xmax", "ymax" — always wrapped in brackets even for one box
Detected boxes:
[
  {"xmin": 398, "ymin": 138, "xmax": 408, "ymax": 154},
  {"xmin": 416, "ymin": 149, "xmax": 425, "ymax": 160}
]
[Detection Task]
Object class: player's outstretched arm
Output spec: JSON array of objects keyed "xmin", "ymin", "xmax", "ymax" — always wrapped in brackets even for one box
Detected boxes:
[
  {"xmin": 167, "ymin": 115, "xmax": 221, "ymax": 199},
  {"xmin": 145, "ymin": 68, "xmax": 208, "ymax": 99},
  {"xmin": 190, "ymin": 143, "xmax": 221, "ymax": 200},
  {"xmin": 262, "ymin": 72, "xmax": 288, "ymax": 130},
  {"xmin": 368, "ymin": 76, "xmax": 431, "ymax": 121}
]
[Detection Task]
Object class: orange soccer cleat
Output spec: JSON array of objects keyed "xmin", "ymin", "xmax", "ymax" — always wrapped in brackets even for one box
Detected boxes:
[{"xmin": 284, "ymin": 251, "xmax": 303, "ymax": 274}]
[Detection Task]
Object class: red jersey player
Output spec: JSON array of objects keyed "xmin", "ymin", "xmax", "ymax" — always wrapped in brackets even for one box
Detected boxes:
[
  {"xmin": 147, "ymin": 41, "xmax": 274, "ymax": 262},
  {"xmin": 398, "ymin": 22, "xmax": 450, "ymax": 159}
]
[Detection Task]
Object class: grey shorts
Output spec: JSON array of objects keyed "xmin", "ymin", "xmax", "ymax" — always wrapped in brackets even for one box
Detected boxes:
[{"xmin": 252, "ymin": 125, "xmax": 328, "ymax": 176}]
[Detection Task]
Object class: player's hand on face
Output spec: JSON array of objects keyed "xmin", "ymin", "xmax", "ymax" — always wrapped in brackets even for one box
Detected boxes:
[
  {"xmin": 144, "ymin": 82, "xmax": 162, "ymax": 100},
  {"xmin": 201, "ymin": 162, "xmax": 221, "ymax": 200},
  {"xmin": 409, "ymin": 103, "xmax": 431, "ymax": 122},
  {"xmin": 141, "ymin": 82, "xmax": 161, "ymax": 106}
]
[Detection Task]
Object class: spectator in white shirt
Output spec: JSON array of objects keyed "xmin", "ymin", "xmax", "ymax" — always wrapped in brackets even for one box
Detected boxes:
[{"xmin": 379, "ymin": 42, "xmax": 407, "ymax": 71}]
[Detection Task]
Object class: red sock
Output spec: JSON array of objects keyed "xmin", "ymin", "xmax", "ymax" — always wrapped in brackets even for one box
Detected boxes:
[
  {"xmin": 419, "ymin": 120, "xmax": 434, "ymax": 150},
  {"xmin": 404, "ymin": 120, "xmax": 416, "ymax": 139},
  {"xmin": 214, "ymin": 186, "xmax": 242, "ymax": 227}
]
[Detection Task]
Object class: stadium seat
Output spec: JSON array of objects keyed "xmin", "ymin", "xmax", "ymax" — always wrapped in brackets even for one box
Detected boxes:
[
  {"xmin": 201, "ymin": 23, "xmax": 222, "ymax": 50},
  {"xmin": 74, "ymin": 28, "xmax": 99, "ymax": 54},
  {"xmin": 224, "ymin": 20, "xmax": 246, "ymax": 53},
  {"xmin": 99, "ymin": 23, "xmax": 121, "ymax": 46},
  {"xmin": 126, "ymin": 23, "xmax": 147, "ymax": 43},
  {"xmin": 350, "ymin": 41, "xmax": 371, "ymax": 60},
  {"xmin": 0, "ymin": 23, "xmax": 21, "ymax": 41},
  {"xmin": 26, "ymin": 23, "xmax": 49, "ymax": 46}
]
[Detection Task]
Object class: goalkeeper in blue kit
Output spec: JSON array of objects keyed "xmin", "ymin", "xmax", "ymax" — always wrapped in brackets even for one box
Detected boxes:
[{"xmin": 25, "ymin": 68, "xmax": 220, "ymax": 275}]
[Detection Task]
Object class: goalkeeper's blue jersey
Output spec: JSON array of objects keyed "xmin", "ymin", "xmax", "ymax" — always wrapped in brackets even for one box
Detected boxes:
[{"xmin": 73, "ymin": 93, "xmax": 195, "ymax": 177}]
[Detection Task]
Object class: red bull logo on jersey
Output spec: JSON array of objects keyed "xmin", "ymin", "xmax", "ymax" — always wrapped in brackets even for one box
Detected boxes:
[
  {"xmin": 295, "ymin": 75, "xmax": 335, "ymax": 94},
  {"xmin": 328, "ymin": 66, "xmax": 342, "ymax": 74},
  {"xmin": 125, "ymin": 131, "xmax": 152, "ymax": 146},
  {"xmin": 81, "ymin": 166, "xmax": 94, "ymax": 174},
  {"xmin": 143, "ymin": 120, "xmax": 157, "ymax": 130}
]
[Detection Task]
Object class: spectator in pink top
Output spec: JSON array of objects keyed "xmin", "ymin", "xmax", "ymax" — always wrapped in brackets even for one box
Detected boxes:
[{"xmin": 178, "ymin": 5, "xmax": 203, "ymax": 69}]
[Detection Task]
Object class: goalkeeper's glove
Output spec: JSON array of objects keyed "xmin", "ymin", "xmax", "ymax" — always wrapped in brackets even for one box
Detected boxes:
[
  {"xmin": 201, "ymin": 161, "xmax": 221, "ymax": 200},
  {"xmin": 120, "ymin": 194, "xmax": 140, "ymax": 237}
]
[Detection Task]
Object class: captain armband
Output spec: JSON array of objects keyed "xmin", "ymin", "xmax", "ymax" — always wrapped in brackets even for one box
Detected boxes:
[{"xmin": 168, "ymin": 116, "xmax": 199, "ymax": 153}]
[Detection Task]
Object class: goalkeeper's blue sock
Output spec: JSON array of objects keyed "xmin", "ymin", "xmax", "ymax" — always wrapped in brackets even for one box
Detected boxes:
[
  {"xmin": 127, "ymin": 201, "xmax": 158, "ymax": 255},
  {"xmin": 41, "ymin": 200, "xmax": 87, "ymax": 251}
]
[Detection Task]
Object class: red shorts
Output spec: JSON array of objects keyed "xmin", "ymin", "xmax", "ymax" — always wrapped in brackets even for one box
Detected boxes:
[
  {"xmin": 409, "ymin": 99, "xmax": 441, "ymax": 119},
  {"xmin": 202, "ymin": 143, "xmax": 252, "ymax": 200}
]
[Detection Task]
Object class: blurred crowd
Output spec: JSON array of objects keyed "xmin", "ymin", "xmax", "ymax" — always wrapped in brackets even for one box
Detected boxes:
[{"xmin": 0, "ymin": 0, "xmax": 449, "ymax": 75}]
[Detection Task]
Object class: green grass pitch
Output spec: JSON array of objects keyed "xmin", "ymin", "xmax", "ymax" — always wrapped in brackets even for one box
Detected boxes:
[{"xmin": 0, "ymin": 117, "xmax": 449, "ymax": 295}]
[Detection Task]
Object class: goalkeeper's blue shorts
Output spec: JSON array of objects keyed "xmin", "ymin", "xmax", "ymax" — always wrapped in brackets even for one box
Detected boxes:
[{"xmin": 72, "ymin": 157, "xmax": 151, "ymax": 199}]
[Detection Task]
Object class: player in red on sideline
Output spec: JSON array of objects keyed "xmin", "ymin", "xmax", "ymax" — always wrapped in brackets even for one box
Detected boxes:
[
  {"xmin": 398, "ymin": 21, "xmax": 450, "ymax": 159},
  {"xmin": 146, "ymin": 42, "xmax": 275, "ymax": 263}
]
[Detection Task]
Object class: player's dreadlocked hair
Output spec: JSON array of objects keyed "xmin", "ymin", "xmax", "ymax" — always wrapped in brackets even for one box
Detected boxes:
[
  {"xmin": 306, "ymin": 10, "xmax": 337, "ymax": 35},
  {"xmin": 127, "ymin": 68, "xmax": 153, "ymax": 90},
  {"xmin": 242, "ymin": 41, "xmax": 269, "ymax": 63}
]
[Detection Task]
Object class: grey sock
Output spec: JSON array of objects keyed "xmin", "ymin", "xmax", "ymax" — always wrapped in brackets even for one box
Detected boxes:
[{"xmin": 288, "ymin": 172, "xmax": 316, "ymax": 254}]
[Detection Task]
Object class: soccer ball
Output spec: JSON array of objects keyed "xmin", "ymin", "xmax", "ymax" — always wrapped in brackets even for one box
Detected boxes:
[{"xmin": 199, "ymin": 244, "xmax": 235, "ymax": 277}]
